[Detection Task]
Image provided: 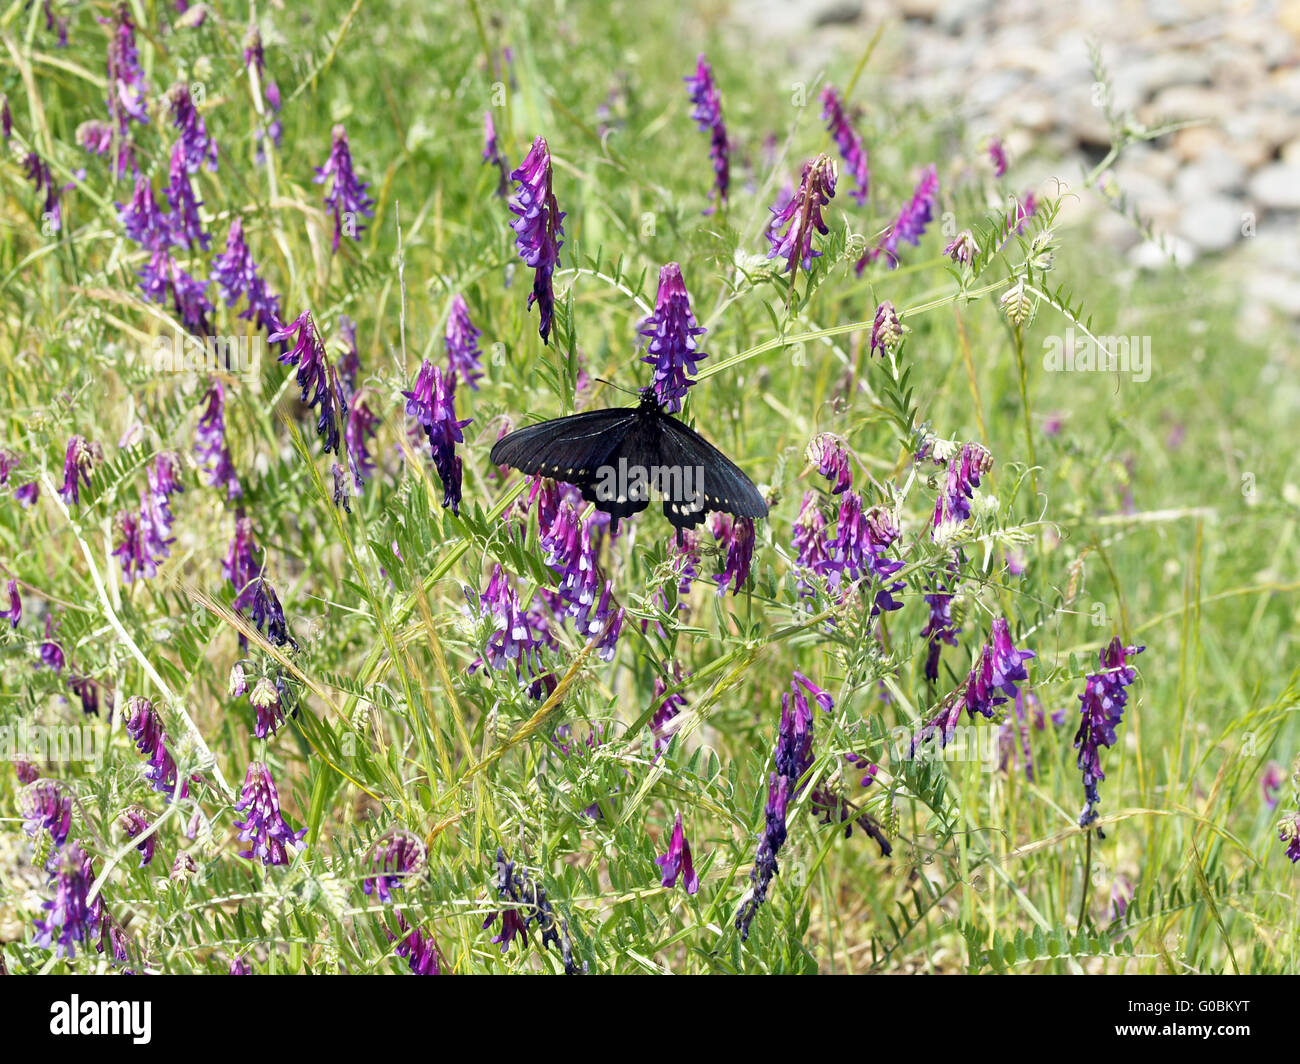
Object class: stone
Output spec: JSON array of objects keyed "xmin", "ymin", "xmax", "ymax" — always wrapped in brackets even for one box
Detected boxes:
[
  {"xmin": 1174, "ymin": 154, "xmax": 1246, "ymax": 198},
  {"xmin": 1248, "ymin": 164, "xmax": 1300, "ymax": 211},
  {"xmin": 1129, "ymin": 235, "xmax": 1199, "ymax": 269},
  {"xmin": 1176, "ymin": 195, "xmax": 1246, "ymax": 252}
]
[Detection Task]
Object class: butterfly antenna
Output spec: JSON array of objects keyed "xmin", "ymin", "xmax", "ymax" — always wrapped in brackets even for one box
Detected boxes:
[{"xmin": 595, "ymin": 377, "xmax": 638, "ymax": 397}]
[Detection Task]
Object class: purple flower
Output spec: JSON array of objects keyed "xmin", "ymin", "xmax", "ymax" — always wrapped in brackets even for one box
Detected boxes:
[
  {"xmin": 105, "ymin": 5, "xmax": 148, "ymax": 136},
  {"xmin": 736, "ymin": 671, "xmax": 832, "ymax": 940},
  {"xmin": 68, "ymin": 674, "xmax": 103, "ymax": 718},
  {"xmin": 820, "ymin": 86, "xmax": 869, "ymax": 204},
  {"xmin": 655, "ymin": 812, "xmax": 699, "ymax": 894},
  {"xmin": 118, "ymin": 806, "xmax": 155, "ymax": 867},
  {"xmin": 475, "ymin": 565, "xmax": 552, "ymax": 698},
  {"xmin": 163, "ymin": 141, "xmax": 209, "ymax": 250},
  {"xmin": 445, "ymin": 294, "xmax": 484, "ymax": 391},
  {"xmin": 247, "ymin": 675, "xmax": 288, "ymax": 739},
  {"xmin": 509, "ymin": 136, "xmax": 565, "ymax": 345},
  {"xmin": 38, "ymin": 617, "xmax": 65, "ymax": 672},
  {"xmin": 650, "ymin": 669, "xmax": 689, "ymax": 752},
  {"xmin": 920, "ymin": 560, "xmax": 962, "ymax": 683},
  {"xmin": 138, "ymin": 250, "xmax": 214, "ymax": 337},
  {"xmin": 0, "ymin": 448, "xmax": 17, "ymax": 484},
  {"xmin": 33, "ymin": 842, "xmax": 97, "ymax": 959},
  {"xmin": 15, "ymin": 759, "xmax": 40, "ymax": 784},
  {"xmin": 483, "ymin": 111, "xmax": 509, "ymax": 198},
  {"xmin": 944, "ymin": 229, "xmax": 978, "ymax": 265},
  {"xmin": 1010, "ymin": 190, "xmax": 1037, "ymax": 236},
  {"xmin": 112, "ymin": 508, "xmax": 151, "ymax": 582},
  {"xmin": 910, "ymin": 618, "xmax": 1035, "ymax": 755},
  {"xmin": 1280, "ymin": 814, "xmax": 1300, "ymax": 864},
  {"xmin": 22, "ymin": 151, "xmax": 70, "ymax": 232},
  {"xmin": 194, "ymin": 381, "xmax": 242, "ymax": 500},
  {"xmin": 166, "ymin": 82, "xmax": 218, "ymax": 173},
  {"xmin": 403, "ymin": 360, "xmax": 470, "ymax": 513},
  {"xmin": 1075, "ymin": 638, "xmax": 1145, "ymax": 830},
  {"xmin": 16, "ymin": 481, "xmax": 40, "ymax": 508},
  {"xmin": 363, "ymin": 829, "xmax": 427, "ymax": 903},
  {"xmin": 315, "ymin": 124, "xmax": 375, "ymax": 253},
  {"xmin": 806, "ymin": 434, "xmax": 852, "ymax": 494},
  {"xmin": 390, "ymin": 913, "xmax": 444, "ymax": 975},
  {"xmin": 870, "ymin": 300, "xmax": 902, "ymax": 357},
  {"xmin": 711, "ymin": 513, "xmax": 755, "ymax": 596},
  {"xmin": 639, "ymin": 262, "xmax": 707, "ymax": 414},
  {"xmin": 58, "ymin": 435, "xmax": 100, "ymax": 505},
  {"xmin": 932, "ymin": 442, "xmax": 993, "ymax": 536},
  {"xmin": 856, "ymin": 163, "xmax": 938, "ymax": 272},
  {"xmin": 1262, "ymin": 761, "xmax": 1285, "ymax": 811},
  {"xmin": 1, "ymin": 94, "xmax": 10, "ymax": 140},
  {"xmin": 823, "ymin": 494, "xmax": 904, "ymax": 616},
  {"xmin": 122, "ymin": 696, "xmax": 191, "ymax": 799},
  {"xmin": 345, "ymin": 393, "xmax": 381, "ymax": 491},
  {"xmin": 269, "ymin": 311, "xmax": 340, "ymax": 455},
  {"xmin": 234, "ymin": 574, "xmax": 297, "ymax": 650},
  {"xmin": 480, "ymin": 848, "xmax": 573, "ymax": 965},
  {"xmin": 2, "ymin": 578, "xmax": 20, "ymax": 628},
  {"xmin": 21, "ymin": 778, "xmax": 72, "ymax": 845},
  {"xmin": 118, "ymin": 177, "xmax": 175, "ymax": 251},
  {"xmin": 684, "ymin": 54, "xmax": 730, "ymax": 208},
  {"xmin": 793, "ymin": 491, "xmax": 830, "ymax": 598},
  {"xmin": 228, "ymin": 955, "xmax": 252, "ymax": 975},
  {"xmin": 767, "ymin": 154, "xmax": 837, "ymax": 276},
  {"xmin": 233, "ymin": 761, "xmax": 306, "ymax": 866},
  {"xmin": 988, "ymin": 137, "xmax": 1008, "ymax": 177}
]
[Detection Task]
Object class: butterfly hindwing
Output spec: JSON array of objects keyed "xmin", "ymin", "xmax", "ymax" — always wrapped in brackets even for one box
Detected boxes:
[{"xmin": 656, "ymin": 412, "xmax": 768, "ymax": 531}]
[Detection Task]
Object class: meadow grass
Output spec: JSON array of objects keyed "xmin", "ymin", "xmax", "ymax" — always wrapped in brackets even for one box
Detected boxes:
[{"xmin": 0, "ymin": 0, "xmax": 1296, "ymax": 975}]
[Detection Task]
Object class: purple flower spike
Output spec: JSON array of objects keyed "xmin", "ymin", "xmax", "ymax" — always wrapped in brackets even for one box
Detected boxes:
[
  {"xmin": 711, "ymin": 513, "xmax": 755, "ymax": 596},
  {"xmin": 656, "ymin": 812, "xmax": 700, "ymax": 894},
  {"xmin": 34, "ymin": 842, "xmax": 96, "ymax": 959},
  {"xmin": 23, "ymin": 151, "xmax": 71, "ymax": 232},
  {"xmin": 1262, "ymin": 761, "xmax": 1285, "ymax": 810},
  {"xmin": 403, "ymin": 360, "xmax": 470, "ymax": 514},
  {"xmin": 233, "ymin": 761, "xmax": 306, "ymax": 866},
  {"xmin": 234, "ymin": 574, "xmax": 298, "ymax": 650},
  {"xmin": 194, "ymin": 381, "xmax": 242, "ymax": 500},
  {"xmin": 509, "ymin": 136, "xmax": 565, "ymax": 345},
  {"xmin": 932, "ymin": 442, "xmax": 993, "ymax": 536},
  {"xmin": 38, "ymin": 618, "xmax": 65, "ymax": 672},
  {"xmin": 650, "ymin": 668, "xmax": 689, "ymax": 753},
  {"xmin": 269, "ymin": 311, "xmax": 339, "ymax": 454},
  {"xmin": 483, "ymin": 111, "xmax": 510, "ymax": 198},
  {"xmin": 345, "ymin": 394, "xmax": 380, "ymax": 491},
  {"xmin": 16, "ymin": 481, "xmax": 40, "ymax": 508},
  {"xmin": 870, "ymin": 300, "xmax": 902, "ymax": 357},
  {"xmin": 21, "ymin": 779, "xmax": 73, "ymax": 845},
  {"xmin": 806, "ymin": 433, "xmax": 852, "ymax": 494},
  {"xmin": 118, "ymin": 176, "xmax": 174, "ymax": 251},
  {"xmin": 315, "ymin": 124, "xmax": 375, "ymax": 253},
  {"xmin": 1074, "ymin": 638, "xmax": 1144, "ymax": 830},
  {"xmin": 639, "ymin": 262, "xmax": 707, "ymax": 414},
  {"xmin": 920, "ymin": 559, "xmax": 962, "ymax": 683},
  {"xmin": 164, "ymin": 141, "xmax": 210, "ymax": 250},
  {"xmin": 166, "ymin": 83, "xmax": 218, "ymax": 173},
  {"xmin": 122, "ymin": 696, "xmax": 191, "ymax": 800},
  {"xmin": 2, "ymin": 578, "xmax": 20, "ymax": 628},
  {"xmin": 944, "ymin": 229, "xmax": 978, "ymax": 265},
  {"xmin": 988, "ymin": 137, "xmax": 1008, "ymax": 178},
  {"xmin": 820, "ymin": 86, "xmax": 869, "ymax": 205},
  {"xmin": 105, "ymin": 5, "xmax": 148, "ymax": 136},
  {"xmin": 363, "ymin": 829, "xmax": 427, "ymax": 903},
  {"xmin": 391, "ymin": 912, "xmax": 445, "ymax": 975},
  {"xmin": 1280, "ymin": 814, "xmax": 1300, "ymax": 864},
  {"xmin": 118, "ymin": 806, "xmax": 155, "ymax": 867},
  {"xmin": 767, "ymin": 153, "xmax": 837, "ymax": 277},
  {"xmin": 58, "ymin": 435, "xmax": 100, "ymax": 505},
  {"xmin": 857, "ymin": 163, "xmax": 938, "ymax": 273},
  {"xmin": 211, "ymin": 218, "xmax": 281, "ymax": 336},
  {"xmin": 445, "ymin": 294, "xmax": 484, "ymax": 391},
  {"xmin": 684, "ymin": 54, "xmax": 730, "ymax": 208},
  {"xmin": 911, "ymin": 618, "xmax": 1035, "ymax": 756}
]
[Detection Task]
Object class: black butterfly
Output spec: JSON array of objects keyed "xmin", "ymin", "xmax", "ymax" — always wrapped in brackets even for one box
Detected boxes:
[{"xmin": 490, "ymin": 387, "xmax": 768, "ymax": 534}]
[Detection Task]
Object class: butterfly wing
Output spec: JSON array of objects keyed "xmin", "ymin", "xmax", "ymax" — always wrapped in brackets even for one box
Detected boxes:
[
  {"xmin": 656, "ymin": 413, "xmax": 768, "ymax": 531},
  {"xmin": 574, "ymin": 412, "xmax": 662, "ymax": 524},
  {"xmin": 491, "ymin": 407, "xmax": 655, "ymax": 527}
]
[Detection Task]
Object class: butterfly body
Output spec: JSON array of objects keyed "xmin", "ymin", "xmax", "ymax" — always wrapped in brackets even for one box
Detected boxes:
[{"xmin": 490, "ymin": 388, "xmax": 768, "ymax": 533}]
